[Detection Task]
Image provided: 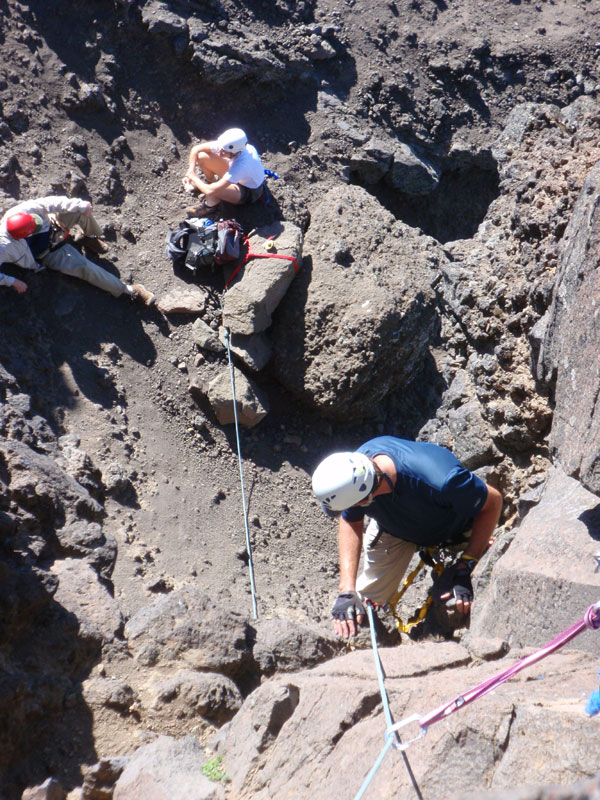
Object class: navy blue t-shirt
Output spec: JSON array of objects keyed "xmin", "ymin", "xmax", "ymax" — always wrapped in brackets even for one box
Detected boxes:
[
  {"xmin": 341, "ymin": 437, "xmax": 488, "ymax": 546},
  {"xmin": 26, "ymin": 228, "xmax": 52, "ymax": 258}
]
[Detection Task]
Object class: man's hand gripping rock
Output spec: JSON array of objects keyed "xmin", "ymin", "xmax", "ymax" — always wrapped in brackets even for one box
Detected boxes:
[
  {"xmin": 431, "ymin": 555, "xmax": 478, "ymax": 615},
  {"xmin": 332, "ymin": 591, "xmax": 366, "ymax": 638}
]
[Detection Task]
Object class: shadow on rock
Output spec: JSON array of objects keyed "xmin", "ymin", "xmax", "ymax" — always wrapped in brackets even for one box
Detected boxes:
[{"xmin": 0, "ymin": 547, "xmax": 98, "ymax": 799}]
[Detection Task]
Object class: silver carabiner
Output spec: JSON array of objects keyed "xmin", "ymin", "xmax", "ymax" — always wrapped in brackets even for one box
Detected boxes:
[{"xmin": 386, "ymin": 714, "xmax": 427, "ymax": 751}]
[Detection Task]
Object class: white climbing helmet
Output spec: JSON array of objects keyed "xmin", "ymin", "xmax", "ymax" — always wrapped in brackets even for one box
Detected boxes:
[
  {"xmin": 312, "ymin": 452, "xmax": 376, "ymax": 512},
  {"xmin": 217, "ymin": 128, "xmax": 248, "ymax": 154}
]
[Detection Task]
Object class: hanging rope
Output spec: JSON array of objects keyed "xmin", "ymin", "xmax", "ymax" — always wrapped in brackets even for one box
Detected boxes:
[
  {"xmin": 354, "ymin": 601, "xmax": 424, "ymax": 800},
  {"xmin": 217, "ymin": 231, "xmax": 301, "ymax": 618},
  {"xmin": 223, "ymin": 327, "xmax": 258, "ymax": 620}
]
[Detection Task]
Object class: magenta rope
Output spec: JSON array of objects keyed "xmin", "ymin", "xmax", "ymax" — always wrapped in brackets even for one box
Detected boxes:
[{"xmin": 419, "ymin": 601, "xmax": 600, "ymax": 730}]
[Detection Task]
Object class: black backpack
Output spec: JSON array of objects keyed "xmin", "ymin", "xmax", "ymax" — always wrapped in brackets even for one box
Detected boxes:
[{"xmin": 165, "ymin": 218, "xmax": 243, "ymax": 277}]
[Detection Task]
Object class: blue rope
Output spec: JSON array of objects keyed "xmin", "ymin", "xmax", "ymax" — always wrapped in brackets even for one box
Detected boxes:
[
  {"xmin": 354, "ymin": 737, "xmax": 395, "ymax": 800},
  {"xmin": 353, "ymin": 603, "xmax": 423, "ymax": 800},
  {"xmin": 223, "ymin": 327, "xmax": 258, "ymax": 620},
  {"xmin": 366, "ymin": 602, "xmax": 395, "ymax": 730}
]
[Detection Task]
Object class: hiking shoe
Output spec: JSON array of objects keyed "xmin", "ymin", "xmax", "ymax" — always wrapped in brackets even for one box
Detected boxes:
[
  {"xmin": 186, "ymin": 199, "xmax": 222, "ymax": 217},
  {"xmin": 129, "ymin": 283, "xmax": 156, "ymax": 306},
  {"xmin": 81, "ymin": 236, "xmax": 109, "ymax": 255}
]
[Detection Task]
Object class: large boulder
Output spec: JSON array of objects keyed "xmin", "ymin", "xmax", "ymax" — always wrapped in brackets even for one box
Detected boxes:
[
  {"xmin": 385, "ymin": 141, "xmax": 441, "ymax": 195},
  {"xmin": 146, "ymin": 669, "xmax": 243, "ymax": 725},
  {"xmin": 218, "ymin": 328, "xmax": 272, "ymax": 372},
  {"xmin": 113, "ymin": 735, "xmax": 225, "ymax": 800},
  {"xmin": 0, "ymin": 438, "xmax": 103, "ymax": 523},
  {"xmin": 141, "ymin": 1, "xmax": 188, "ymax": 38},
  {"xmin": 539, "ymin": 159, "xmax": 600, "ymax": 494},
  {"xmin": 251, "ymin": 618, "xmax": 343, "ymax": 675},
  {"xmin": 470, "ymin": 465, "xmax": 600, "ymax": 653},
  {"xmin": 349, "ymin": 136, "xmax": 395, "ymax": 184},
  {"xmin": 124, "ymin": 587, "xmax": 255, "ymax": 679},
  {"xmin": 350, "ymin": 135, "xmax": 440, "ymax": 194},
  {"xmin": 270, "ymin": 185, "xmax": 443, "ymax": 420},
  {"xmin": 222, "ymin": 221, "xmax": 303, "ymax": 336},
  {"xmin": 189, "ymin": 365, "xmax": 269, "ymax": 427},
  {"xmin": 51, "ymin": 559, "xmax": 124, "ymax": 646}
]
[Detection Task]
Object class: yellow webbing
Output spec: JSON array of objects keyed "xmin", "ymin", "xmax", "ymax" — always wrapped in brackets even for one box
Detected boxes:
[{"xmin": 384, "ymin": 549, "xmax": 444, "ymax": 634}]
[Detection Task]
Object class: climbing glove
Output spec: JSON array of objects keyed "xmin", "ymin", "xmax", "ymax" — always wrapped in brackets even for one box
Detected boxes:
[
  {"xmin": 431, "ymin": 555, "xmax": 478, "ymax": 609},
  {"xmin": 331, "ymin": 591, "xmax": 366, "ymax": 622}
]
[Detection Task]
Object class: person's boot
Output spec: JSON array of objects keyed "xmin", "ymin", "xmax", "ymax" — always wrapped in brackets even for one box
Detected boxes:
[
  {"xmin": 186, "ymin": 198, "xmax": 222, "ymax": 217},
  {"xmin": 81, "ymin": 236, "xmax": 109, "ymax": 255},
  {"xmin": 129, "ymin": 283, "xmax": 156, "ymax": 306}
]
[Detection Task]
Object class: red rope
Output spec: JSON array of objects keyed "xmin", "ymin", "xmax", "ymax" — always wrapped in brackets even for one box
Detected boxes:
[
  {"xmin": 418, "ymin": 600, "xmax": 600, "ymax": 730},
  {"xmin": 224, "ymin": 235, "xmax": 299, "ymax": 289}
]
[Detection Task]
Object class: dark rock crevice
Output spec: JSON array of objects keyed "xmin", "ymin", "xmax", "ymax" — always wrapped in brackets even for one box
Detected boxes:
[{"xmin": 351, "ymin": 155, "xmax": 500, "ymax": 244}]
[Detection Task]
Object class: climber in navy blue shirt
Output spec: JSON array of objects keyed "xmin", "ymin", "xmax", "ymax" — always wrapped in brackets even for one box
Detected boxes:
[{"xmin": 312, "ymin": 437, "xmax": 503, "ymax": 638}]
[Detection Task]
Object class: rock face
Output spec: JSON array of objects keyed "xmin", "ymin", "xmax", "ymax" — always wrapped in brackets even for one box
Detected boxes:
[
  {"xmin": 470, "ymin": 465, "xmax": 600, "ymax": 653},
  {"xmin": 51, "ymin": 559, "xmax": 123, "ymax": 645},
  {"xmin": 0, "ymin": 356, "xmax": 122, "ymax": 799},
  {"xmin": 4, "ymin": 1, "xmax": 600, "ymax": 798},
  {"xmin": 539, "ymin": 159, "xmax": 600, "ymax": 495},
  {"xmin": 209, "ymin": 453, "xmax": 600, "ymax": 800},
  {"xmin": 458, "ymin": 775, "xmax": 600, "ymax": 800},
  {"xmin": 138, "ymin": 0, "xmax": 330, "ymax": 88},
  {"xmin": 215, "ymin": 645, "xmax": 599, "ymax": 800},
  {"xmin": 271, "ymin": 185, "xmax": 442, "ymax": 420}
]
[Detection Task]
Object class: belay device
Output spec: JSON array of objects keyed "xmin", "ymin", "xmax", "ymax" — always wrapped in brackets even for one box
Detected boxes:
[{"xmin": 165, "ymin": 217, "xmax": 243, "ymax": 277}]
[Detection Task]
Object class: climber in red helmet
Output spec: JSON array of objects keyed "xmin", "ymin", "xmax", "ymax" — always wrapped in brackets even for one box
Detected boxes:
[{"xmin": 0, "ymin": 196, "xmax": 155, "ymax": 304}]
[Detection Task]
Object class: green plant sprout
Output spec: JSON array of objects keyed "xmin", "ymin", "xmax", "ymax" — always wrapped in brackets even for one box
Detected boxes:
[{"xmin": 202, "ymin": 755, "xmax": 231, "ymax": 784}]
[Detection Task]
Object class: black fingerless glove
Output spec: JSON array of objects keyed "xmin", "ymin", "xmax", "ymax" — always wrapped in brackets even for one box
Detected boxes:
[
  {"xmin": 331, "ymin": 591, "xmax": 366, "ymax": 621},
  {"xmin": 432, "ymin": 555, "xmax": 478, "ymax": 606},
  {"xmin": 451, "ymin": 561, "xmax": 474, "ymax": 605}
]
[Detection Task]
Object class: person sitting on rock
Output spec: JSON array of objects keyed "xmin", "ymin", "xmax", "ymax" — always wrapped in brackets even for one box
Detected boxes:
[
  {"xmin": 311, "ymin": 436, "xmax": 503, "ymax": 639},
  {"xmin": 0, "ymin": 196, "xmax": 155, "ymax": 305},
  {"xmin": 183, "ymin": 128, "xmax": 266, "ymax": 217}
]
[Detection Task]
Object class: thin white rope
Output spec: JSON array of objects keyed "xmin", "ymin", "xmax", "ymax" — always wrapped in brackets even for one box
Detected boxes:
[{"xmin": 223, "ymin": 327, "xmax": 258, "ymax": 620}]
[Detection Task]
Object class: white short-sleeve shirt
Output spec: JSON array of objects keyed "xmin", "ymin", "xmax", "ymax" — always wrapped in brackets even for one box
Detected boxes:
[{"xmin": 212, "ymin": 142, "xmax": 265, "ymax": 189}]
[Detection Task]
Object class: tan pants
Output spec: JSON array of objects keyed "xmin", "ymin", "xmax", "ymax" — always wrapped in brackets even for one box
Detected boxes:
[
  {"xmin": 356, "ymin": 520, "xmax": 417, "ymax": 606},
  {"xmin": 51, "ymin": 208, "xmax": 103, "ymax": 238},
  {"xmin": 42, "ymin": 211, "xmax": 127, "ymax": 298}
]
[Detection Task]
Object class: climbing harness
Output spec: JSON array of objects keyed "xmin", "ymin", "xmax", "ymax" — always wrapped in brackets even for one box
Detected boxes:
[
  {"xmin": 355, "ymin": 599, "xmax": 600, "ymax": 799},
  {"xmin": 381, "ymin": 548, "xmax": 444, "ymax": 634},
  {"xmin": 224, "ymin": 234, "xmax": 298, "ymax": 289}
]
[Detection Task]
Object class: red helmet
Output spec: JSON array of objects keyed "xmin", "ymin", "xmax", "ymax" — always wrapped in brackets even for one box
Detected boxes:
[{"xmin": 5, "ymin": 212, "xmax": 42, "ymax": 239}]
